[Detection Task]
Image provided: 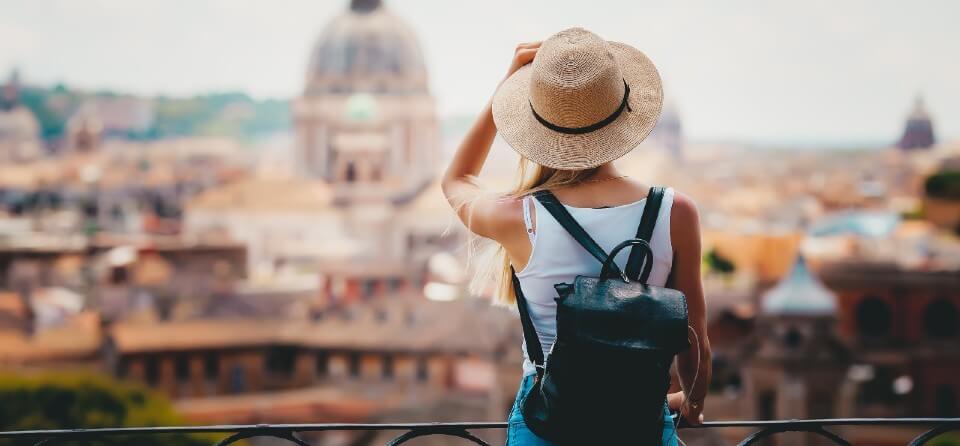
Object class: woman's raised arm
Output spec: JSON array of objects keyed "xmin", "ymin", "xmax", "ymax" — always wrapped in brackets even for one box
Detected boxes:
[{"xmin": 441, "ymin": 42, "xmax": 540, "ymax": 240}]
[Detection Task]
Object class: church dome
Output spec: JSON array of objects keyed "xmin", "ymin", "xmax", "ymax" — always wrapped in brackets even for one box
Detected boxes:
[
  {"xmin": 0, "ymin": 107, "xmax": 41, "ymax": 141},
  {"xmin": 898, "ymin": 96, "xmax": 936, "ymax": 150},
  {"xmin": 762, "ymin": 255, "xmax": 837, "ymax": 316},
  {"xmin": 305, "ymin": 0, "xmax": 428, "ymax": 96}
]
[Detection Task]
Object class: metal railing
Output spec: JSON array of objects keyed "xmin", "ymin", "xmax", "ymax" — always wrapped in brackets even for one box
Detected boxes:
[{"xmin": 0, "ymin": 419, "xmax": 958, "ymax": 446}]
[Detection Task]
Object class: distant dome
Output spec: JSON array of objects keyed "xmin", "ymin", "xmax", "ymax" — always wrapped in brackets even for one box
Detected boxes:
[
  {"xmin": 762, "ymin": 256, "xmax": 837, "ymax": 316},
  {"xmin": 0, "ymin": 106, "xmax": 40, "ymax": 140},
  {"xmin": 898, "ymin": 96, "xmax": 936, "ymax": 150},
  {"xmin": 305, "ymin": 0, "xmax": 428, "ymax": 96}
]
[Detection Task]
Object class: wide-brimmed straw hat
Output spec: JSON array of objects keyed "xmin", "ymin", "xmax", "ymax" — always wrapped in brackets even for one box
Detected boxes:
[{"xmin": 493, "ymin": 27, "xmax": 663, "ymax": 170}]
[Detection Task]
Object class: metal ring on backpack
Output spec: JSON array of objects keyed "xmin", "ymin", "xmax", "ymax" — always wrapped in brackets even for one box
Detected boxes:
[{"xmin": 600, "ymin": 238, "xmax": 654, "ymax": 282}]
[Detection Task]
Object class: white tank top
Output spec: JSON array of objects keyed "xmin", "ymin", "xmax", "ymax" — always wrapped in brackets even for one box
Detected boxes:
[{"xmin": 515, "ymin": 188, "xmax": 675, "ymax": 376}]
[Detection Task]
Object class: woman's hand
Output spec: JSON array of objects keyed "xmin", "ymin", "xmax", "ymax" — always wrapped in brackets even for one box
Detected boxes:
[
  {"xmin": 505, "ymin": 41, "xmax": 541, "ymax": 80},
  {"xmin": 668, "ymin": 391, "xmax": 705, "ymax": 426},
  {"xmin": 680, "ymin": 398, "xmax": 705, "ymax": 426}
]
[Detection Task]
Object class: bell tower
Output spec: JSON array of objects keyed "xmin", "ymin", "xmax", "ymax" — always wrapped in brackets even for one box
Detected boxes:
[{"xmin": 742, "ymin": 256, "xmax": 851, "ymax": 446}]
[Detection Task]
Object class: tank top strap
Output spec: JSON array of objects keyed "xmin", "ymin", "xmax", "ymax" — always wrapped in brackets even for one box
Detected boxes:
[{"xmin": 522, "ymin": 195, "xmax": 536, "ymax": 245}]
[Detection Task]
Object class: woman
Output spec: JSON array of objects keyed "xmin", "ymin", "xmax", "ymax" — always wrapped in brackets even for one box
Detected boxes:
[{"xmin": 441, "ymin": 28, "xmax": 711, "ymax": 445}]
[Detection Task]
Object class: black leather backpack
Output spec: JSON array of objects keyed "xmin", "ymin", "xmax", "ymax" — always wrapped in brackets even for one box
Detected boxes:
[{"xmin": 511, "ymin": 187, "xmax": 690, "ymax": 445}]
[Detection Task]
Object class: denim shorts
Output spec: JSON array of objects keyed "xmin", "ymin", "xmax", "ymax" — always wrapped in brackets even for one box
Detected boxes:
[{"xmin": 506, "ymin": 373, "xmax": 679, "ymax": 446}]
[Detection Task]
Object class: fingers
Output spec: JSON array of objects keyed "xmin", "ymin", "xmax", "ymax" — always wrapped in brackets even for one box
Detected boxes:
[
  {"xmin": 689, "ymin": 411, "xmax": 704, "ymax": 426},
  {"xmin": 515, "ymin": 48, "xmax": 538, "ymax": 63},
  {"xmin": 515, "ymin": 41, "xmax": 543, "ymax": 52}
]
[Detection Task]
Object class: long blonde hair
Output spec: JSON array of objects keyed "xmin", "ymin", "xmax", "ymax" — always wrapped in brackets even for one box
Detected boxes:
[{"xmin": 467, "ymin": 157, "xmax": 597, "ymax": 306}]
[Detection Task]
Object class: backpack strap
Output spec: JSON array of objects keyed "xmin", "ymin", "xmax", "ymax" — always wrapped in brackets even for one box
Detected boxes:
[
  {"xmin": 511, "ymin": 267, "xmax": 544, "ymax": 374},
  {"xmin": 532, "ymin": 190, "xmax": 626, "ymax": 279},
  {"xmin": 625, "ymin": 187, "xmax": 666, "ymax": 283}
]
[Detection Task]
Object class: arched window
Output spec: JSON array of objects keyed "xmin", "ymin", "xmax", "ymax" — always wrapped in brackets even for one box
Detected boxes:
[
  {"xmin": 923, "ymin": 299, "xmax": 958, "ymax": 339},
  {"xmin": 856, "ymin": 297, "xmax": 892, "ymax": 337},
  {"xmin": 345, "ymin": 162, "xmax": 357, "ymax": 183},
  {"xmin": 783, "ymin": 327, "xmax": 804, "ymax": 349}
]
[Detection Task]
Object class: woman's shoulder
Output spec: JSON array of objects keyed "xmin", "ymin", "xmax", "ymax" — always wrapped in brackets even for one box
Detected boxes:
[
  {"xmin": 664, "ymin": 188, "xmax": 698, "ymax": 221},
  {"xmin": 667, "ymin": 188, "xmax": 701, "ymax": 249}
]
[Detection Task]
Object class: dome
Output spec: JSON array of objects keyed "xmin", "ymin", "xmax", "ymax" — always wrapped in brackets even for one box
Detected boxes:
[
  {"xmin": 305, "ymin": 0, "xmax": 428, "ymax": 96},
  {"xmin": 898, "ymin": 95, "xmax": 936, "ymax": 150},
  {"xmin": 762, "ymin": 255, "xmax": 837, "ymax": 316},
  {"xmin": 0, "ymin": 106, "xmax": 41, "ymax": 140}
]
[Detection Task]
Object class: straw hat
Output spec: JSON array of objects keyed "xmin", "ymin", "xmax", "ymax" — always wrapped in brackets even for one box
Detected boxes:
[{"xmin": 493, "ymin": 27, "xmax": 663, "ymax": 170}]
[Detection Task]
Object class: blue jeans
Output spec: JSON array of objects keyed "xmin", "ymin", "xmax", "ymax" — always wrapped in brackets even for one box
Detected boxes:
[{"xmin": 506, "ymin": 374, "xmax": 679, "ymax": 446}]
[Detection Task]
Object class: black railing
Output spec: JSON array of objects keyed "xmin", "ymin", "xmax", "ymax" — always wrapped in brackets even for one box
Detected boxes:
[{"xmin": 0, "ymin": 419, "xmax": 958, "ymax": 446}]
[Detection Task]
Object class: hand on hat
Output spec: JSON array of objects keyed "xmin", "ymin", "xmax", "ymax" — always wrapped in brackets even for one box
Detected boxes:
[{"xmin": 505, "ymin": 41, "xmax": 542, "ymax": 80}]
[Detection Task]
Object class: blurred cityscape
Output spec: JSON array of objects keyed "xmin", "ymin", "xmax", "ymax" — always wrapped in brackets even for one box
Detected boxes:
[{"xmin": 0, "ymin": 1, "xmax": 958, "ymax": 445}]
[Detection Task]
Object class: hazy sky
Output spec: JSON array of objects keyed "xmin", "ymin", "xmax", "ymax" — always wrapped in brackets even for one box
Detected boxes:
[{"xmin": 1, "ymin": 0, "xmax": 958, "ymax": 144}]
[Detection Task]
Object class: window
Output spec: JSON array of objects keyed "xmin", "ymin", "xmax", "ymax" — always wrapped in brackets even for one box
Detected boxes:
[
  {"xmin": 175, "ymin": 355, "xmax": 190, "ymax": 382},
  {"xmin": 383, "ymin": 355, "xmax": 394, "ymax": 380},
  {"xmin": 229, "ymin": 365, "xmax": 246, "ymax": 394},
  {"xmin": 345, "ymin": 162, "xmax": 357, "ymax": 183},
  {"xmin": 348, "ymin": 353, "xmax": 361, "ymax": 378},
  {"xmin": 204, "ymin": 353, "xmax": 219, "ymax": 380},
  {"xmin": 783, "ymin": 327, "xmax": 804, "ymax": 349},
  {"xmin": 316, "ymin": 352, "xmax": 328, "ymax": 377},
  {"xmin": 145, "ymin": 356, "xmax": 159, "ymax": 386},
  {"xmin": 110, "ymin": 266, "xmax": 128, "ymax": 285},
  {"xmin": 117, "ymin": 358, "xmax": 129, "ymax": 378},
  {"xmin": 388, "ymin": 278, "xmax": 403, "ymax": 292},
  {"xmin": 265, "ymin": 347, "xmax": 298, "ymax": 377},
  {"xmin": 363, "ymin": 280, "xmax": 377, "ymax": 298},
  {"xmin": 758, "ymin": 391, "xmax": 776, "ymax": 420},
  {"xmin": 856, "ymin": 297, "xmax": 892, "ymax": 337},
  {"xmin": 416, "ymin": 357, "xmax": 429, "ymax": 382},
  {"xmin": 923, "ymin": 299, "xmax": 958, "ymax": 339}
]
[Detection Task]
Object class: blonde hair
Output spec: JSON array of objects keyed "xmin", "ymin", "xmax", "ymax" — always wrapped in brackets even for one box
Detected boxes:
[{"xmin": 467, "ymin": 157, "xmax": 597, "ymax": 306}]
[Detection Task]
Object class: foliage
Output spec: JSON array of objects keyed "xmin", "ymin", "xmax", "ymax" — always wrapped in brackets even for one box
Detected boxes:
[
  {"xmin": 152, "ymin": 93, "xmax": 290, "ymax": 140},
  {"xmin": 931, "ymin": 433, "xmax": 960, "ymax": 446},
  {"xmin": 704, "ymin": 248, "xmax": 736, "ymax": 274},
  {"xmin": 0, "ymin": 372, "xmax": 220, "ymax": 446},
  {"xmin": 925, "ymin": 170, "xmax": 960, "ymax": 201},
  {"xmin": 17, "ymin": 85, "xmax": 290, "ymax": 142},
  {"xmin": 900, "ymin": 204, "xmax": 925, "ymax": 220}
]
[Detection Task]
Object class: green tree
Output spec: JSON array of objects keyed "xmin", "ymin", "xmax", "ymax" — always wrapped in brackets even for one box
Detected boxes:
[
  {"xmin": 0, "ymin": 372, "xmax": 220, "ymax": 446},
  {"xmin": 704, "ymin": 248, "xmax": 736, "ymax": 275},
  {"xmin": 931, "ymin": 433, "xmax": 960, "ymax": 446},
  {"xmin": 925, "ymin": 170, "xmax": 960, "ymax": 201}
]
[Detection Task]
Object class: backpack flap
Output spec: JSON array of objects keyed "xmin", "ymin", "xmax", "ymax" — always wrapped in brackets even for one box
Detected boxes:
[{"xmin": 558, "ymin": 277, "xmax": 689, "ymax": 354}]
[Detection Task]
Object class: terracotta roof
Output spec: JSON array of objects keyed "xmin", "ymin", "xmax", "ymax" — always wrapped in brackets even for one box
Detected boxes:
[
  {"xmin": 186, "ymin": 176, "xmax": 334, "ymax": 213},
  {"xmin": 175, "ymin": 385, "xmax": 381, "ymax": 424},
  {"xmin": 111, "ymin": 296, "xmax": 514, "ymax": 355},
  {"xmin": 0, "ymin": 311, "xmax": 101, "ymax": 363}
]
